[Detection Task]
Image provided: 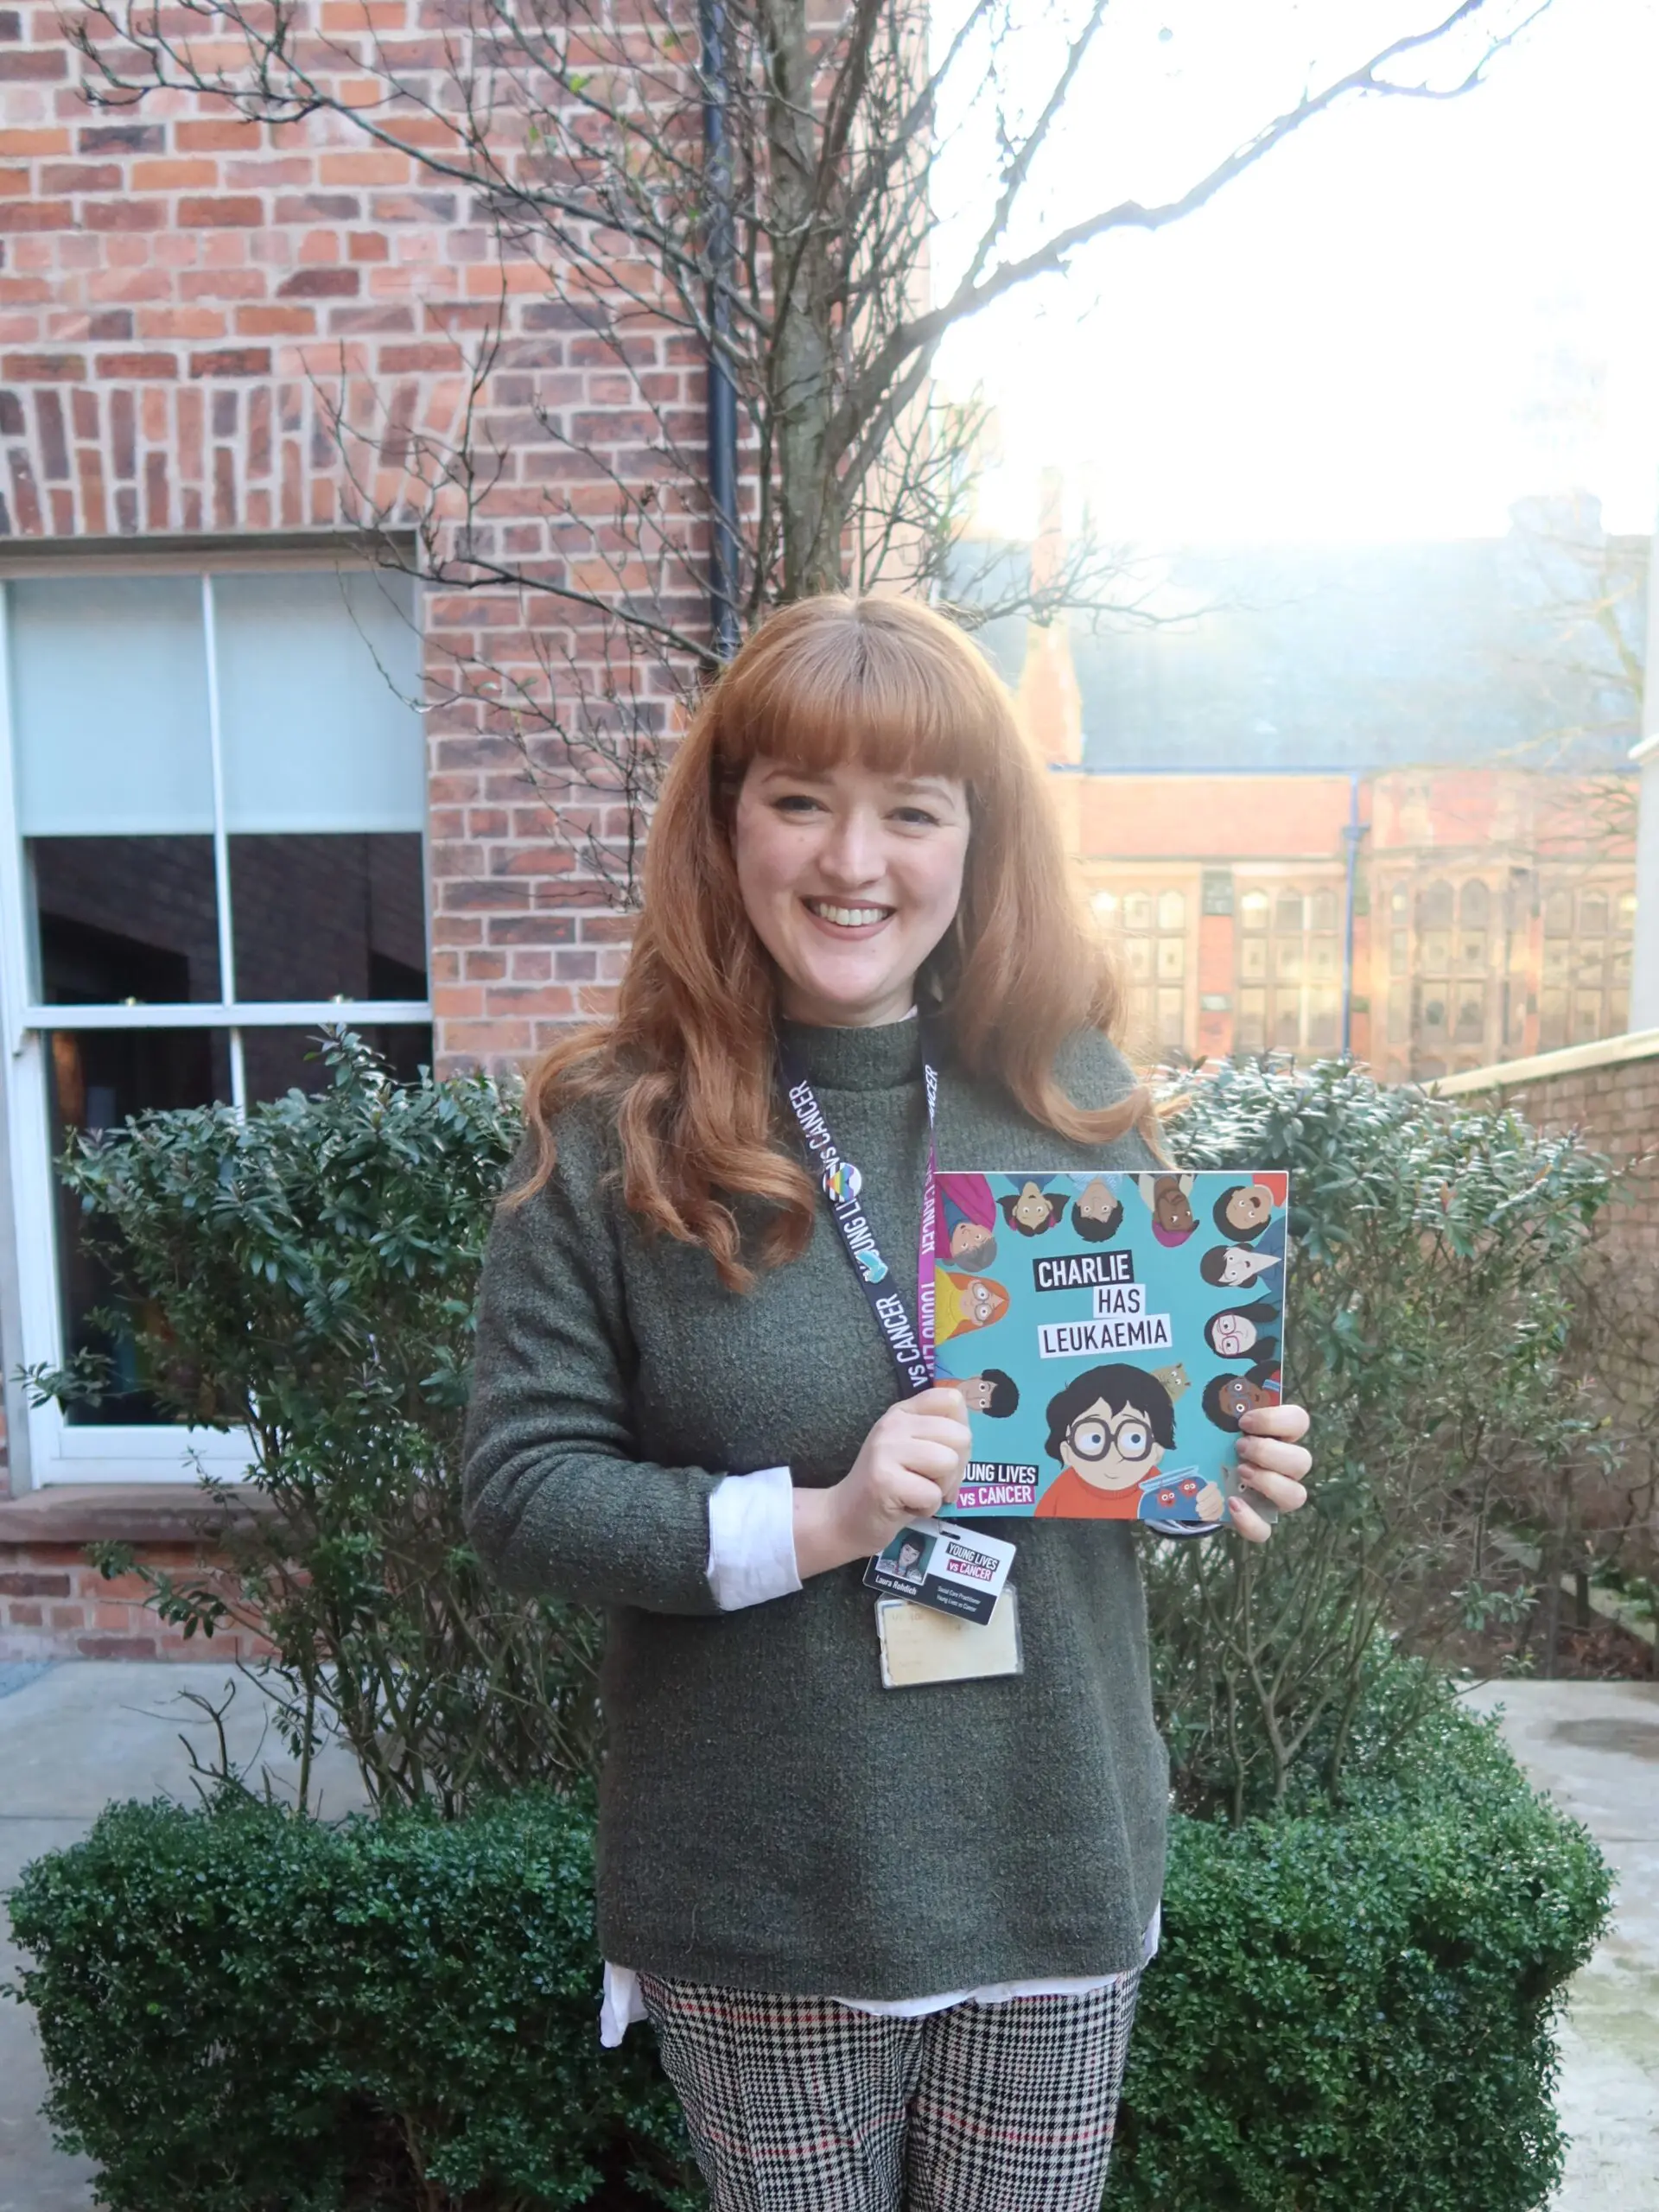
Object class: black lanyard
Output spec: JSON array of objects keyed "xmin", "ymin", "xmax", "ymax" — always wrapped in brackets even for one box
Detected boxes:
[{"xmin": 778, "ymin": 1041, "xmax": 938, "ymax": 1399}]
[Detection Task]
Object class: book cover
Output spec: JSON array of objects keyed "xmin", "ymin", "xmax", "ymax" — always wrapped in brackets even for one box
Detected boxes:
[{"xmin": 931, "ymin": 1169, "xmax": 1288, "ymax": 1529}]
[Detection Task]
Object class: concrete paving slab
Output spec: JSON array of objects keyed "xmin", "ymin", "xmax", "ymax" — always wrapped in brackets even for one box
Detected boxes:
[
  {"xmin": 1463, "ymin": 1679, "xmax": 1659, "ymax": 2211},
  {"xmin": 1, "ymin": 1661, "xmax": 370, "ymax": 2209}
]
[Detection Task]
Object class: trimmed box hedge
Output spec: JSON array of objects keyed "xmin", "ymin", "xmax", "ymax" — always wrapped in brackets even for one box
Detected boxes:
[
  {"xmin": 5, "ymin": 1694, "xmax": 1608, "ymax": 2212},
  {"xmin": 1109, "ymin": 1695, "xmax": 1611, "ymax": 2210},
  {"xmin": 5, "ymin": 1789, "xmax": 697, "ymax": 2212}
]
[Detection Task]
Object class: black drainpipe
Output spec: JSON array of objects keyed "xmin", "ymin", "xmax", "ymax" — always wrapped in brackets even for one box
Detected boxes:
[{"xmin": 700, "ymin": 0, "xmax": 741, "ymax": 660}]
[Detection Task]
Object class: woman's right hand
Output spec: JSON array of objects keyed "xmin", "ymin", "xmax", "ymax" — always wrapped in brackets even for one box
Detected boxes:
[{"xmin": 791, "ymin": 1387, "xmax": 973, "ymax": 1580}]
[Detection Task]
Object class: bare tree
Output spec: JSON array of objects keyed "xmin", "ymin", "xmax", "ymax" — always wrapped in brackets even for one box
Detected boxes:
[{"xmin": 67, "ymin": 0, "xmax": 1548, "ymax": 900}]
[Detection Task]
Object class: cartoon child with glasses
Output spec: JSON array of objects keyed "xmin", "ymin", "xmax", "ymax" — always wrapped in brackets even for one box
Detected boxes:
[{"xmin": 1035, "ymin": 1363, "xmax": 1224, "ymax": 1523}]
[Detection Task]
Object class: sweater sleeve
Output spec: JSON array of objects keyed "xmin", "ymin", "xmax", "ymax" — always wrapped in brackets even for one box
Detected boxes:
[{"xmin": 461, "ymin": 1130, "xmax": 728, "ymax": 1615}]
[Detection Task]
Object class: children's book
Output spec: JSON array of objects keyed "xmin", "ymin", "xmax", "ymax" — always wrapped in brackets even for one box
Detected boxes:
[{"xmin": 930, "ymin": 1170, "xmax": 1288, "ymax": 1530}]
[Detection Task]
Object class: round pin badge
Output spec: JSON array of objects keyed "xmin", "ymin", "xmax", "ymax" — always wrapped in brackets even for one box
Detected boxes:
[{"xmin": 823, "ymin": 1160, "xmax": 861, "ymax": 1205}]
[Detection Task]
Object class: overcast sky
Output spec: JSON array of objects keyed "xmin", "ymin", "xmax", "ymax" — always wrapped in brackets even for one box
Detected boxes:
[{"xmin": 933, "ymin": 0, "xmax": 1659, "ymax": 544}]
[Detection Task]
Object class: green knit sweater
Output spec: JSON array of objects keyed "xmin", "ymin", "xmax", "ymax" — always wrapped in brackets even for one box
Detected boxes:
[{"xmin": 462, "ymin": 1016, "xmax": 1170, "ymax": 1997}]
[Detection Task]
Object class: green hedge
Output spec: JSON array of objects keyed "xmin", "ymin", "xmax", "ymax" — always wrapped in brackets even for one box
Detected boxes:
[
  {"xmin": 1109, "ymin": 1695, "xmax": 1611, "ymax": 2211},
  {"xmin": 5, "ymin": 1790, "xmax": 697, "ymax": 2212},
  {"xmin": 5, "ymin": 1694, "xmax": 1608, "ymax": 2212}
]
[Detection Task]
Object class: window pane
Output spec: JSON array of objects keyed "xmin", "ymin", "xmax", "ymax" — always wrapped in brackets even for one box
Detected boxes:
[
  {"xmin": 1240, "ymin": 892, "xmax": 1268, "ymax": 932},
  {"xmin": 1236, "ymin": 988, "xmax": 1266, "ymax": 1052},
  {"xmin": 1311, "ymin": 889, "xmax": 1338, "ymax": 933},
  {"xmin": 229, "ymin": 834, "xmax": 427, "ymax": 1001},
  {"xmin": 1122, "ymin": 893, "xmax": 1154, "ymax": 932},
  {"xmin": 1416, "ymin": 880, "xmax": 1453, "ymax": 930},
  {"xmin": 1156, "ymin": 936, "xmax": 1184, "ymax": 981},
  {"xmin": 48, "ymin": 1027, "xmax": 231, "ymax": 1426},
  {"xmin": 31, "ymin": 836, "xmax": 221, "ymax": 1004},
  {"xmin": 1454, "ymin": 985, "xmax": 1486, "ymax": 1041},
  {"xmin": 216, "ymin": 570, "xmax": 424, "ymax": 833},
  {"xmin": 241, "ymin": 1024, "xmax": 432, "ymax": 1102},
  {"xmin": 1274, "ymin": 893, "xmax": 1303, "ymax": 934},
  {"xmin": 10, "ymin": 576, "xmax": 213, "ymax": 835},
  {"xmin": 1459, "ymin": 880, "xmax": 1491, "ymax": 928},
  {"xmin": 1307, "ymin": 989, "xmax": 1340, "ymax": 1050},
  {"xmin": 1156, "ymin": 890, "xmax": 1185, "ymax": 931}
]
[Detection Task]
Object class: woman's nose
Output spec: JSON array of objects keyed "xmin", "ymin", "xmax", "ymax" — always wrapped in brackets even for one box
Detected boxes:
[{"xmin": 817, "ymin": 810, "xmax": 883, "ymax": 884}]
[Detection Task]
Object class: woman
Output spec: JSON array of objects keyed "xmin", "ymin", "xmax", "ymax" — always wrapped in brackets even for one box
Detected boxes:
[{"xmin": 462, "ymin": 595, "xmax": 1311, "ymax": 2212}]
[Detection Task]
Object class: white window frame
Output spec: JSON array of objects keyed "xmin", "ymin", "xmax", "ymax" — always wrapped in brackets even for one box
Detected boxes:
[{"xmin": 0, "ymin": 550, "xmax": 431, "ymax": 1488}]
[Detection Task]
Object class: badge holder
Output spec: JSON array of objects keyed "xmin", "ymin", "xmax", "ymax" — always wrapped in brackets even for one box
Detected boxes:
[{"xmin": 876, "ymin": 1588, "xmax": 1023, "ymax": 1689}]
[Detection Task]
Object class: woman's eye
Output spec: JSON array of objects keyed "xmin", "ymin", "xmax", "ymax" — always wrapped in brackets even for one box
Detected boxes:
[
  {"xmin": 773, "ymin": 794, "xmax": 824, "ymax": 815},
  {"xmin": 892, "ymin": 806, "xmax": 941, "ymax": 827}
]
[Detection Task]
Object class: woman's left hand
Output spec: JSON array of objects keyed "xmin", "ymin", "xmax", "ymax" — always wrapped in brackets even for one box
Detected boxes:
[{"xmin": 1229, "ymin": 1404, "xmax": 1311, "ymax": 1543}]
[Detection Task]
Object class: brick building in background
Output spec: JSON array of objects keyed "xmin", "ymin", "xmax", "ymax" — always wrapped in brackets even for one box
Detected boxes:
[{"xmin": 981, "ymin": 497, "xmax": 1645, "ymax": 1084}]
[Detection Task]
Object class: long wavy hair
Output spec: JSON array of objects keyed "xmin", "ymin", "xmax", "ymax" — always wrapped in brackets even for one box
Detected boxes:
[{"xmin": 514, "ymin": 594, "xmax": 1147, "ymax": 1289}]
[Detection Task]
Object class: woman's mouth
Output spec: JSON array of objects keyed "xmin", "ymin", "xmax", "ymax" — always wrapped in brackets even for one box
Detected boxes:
[{"xmin": 802, "ymin": 898, "xmax": 894, "ymax": 934}]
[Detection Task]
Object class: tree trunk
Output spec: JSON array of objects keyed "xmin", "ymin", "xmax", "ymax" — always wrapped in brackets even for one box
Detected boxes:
[{"xmin": 759, "ymin": 0, "xmax": 843, "ymax": 598}]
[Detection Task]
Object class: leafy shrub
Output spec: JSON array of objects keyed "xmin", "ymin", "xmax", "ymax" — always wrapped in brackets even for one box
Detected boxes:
[
  {"xmin": 1157, "ymin": 1058, "xmax": 1613, "ymax": 1818},
  {"xmin": 5, "ymin": 1789, "xmax": 698, "ymax": 2212},
  {"xmin": 31, "ymin": 1034, "xmax": 600, "ymax": 1813},
  {"xmin": 1108, "ymin": 1682, "xmax": 1611, "ymax": 2212}
]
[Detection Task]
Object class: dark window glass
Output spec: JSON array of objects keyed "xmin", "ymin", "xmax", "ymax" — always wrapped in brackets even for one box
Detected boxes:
[
  {"xmin": 241, "ymin": 1024, "xmax": 432, "ymax": 1103},
  {"xmin": 229, "ymin": 833, "xmax": 427, "ymax": 1002},
  {"xmin": 48, "ymin": 1027, "xmax": 232, "ymax": 1426},
  {"xmin": 31, "ymin": 836, "xmax": 221, "ymax": 1004}
]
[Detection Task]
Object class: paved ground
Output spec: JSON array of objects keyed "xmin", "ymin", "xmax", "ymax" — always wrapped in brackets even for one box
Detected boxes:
[
  {"xmin": 2, "ymin": 1664, "xmax": 1655, "ymax": 2209},
  {"xmin": 1463, "ymin": 1677, "xmax": 1659, "ymax": 2212},
  {"xmin": 0, "ymin": 1661, "xmax": 367, "ymax": 2212}
]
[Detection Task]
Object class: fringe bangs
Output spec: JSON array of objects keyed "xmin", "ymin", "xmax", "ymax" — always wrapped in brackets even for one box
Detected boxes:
[{"xmin": 709, "ymin": 598, "xmax": 1011, "ymax": 794}]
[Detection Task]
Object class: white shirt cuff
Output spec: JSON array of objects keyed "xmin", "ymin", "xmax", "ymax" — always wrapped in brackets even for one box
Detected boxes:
[{"xmin": 706, "ymin": 1465, "xmax": 803, "ymax": 1611}]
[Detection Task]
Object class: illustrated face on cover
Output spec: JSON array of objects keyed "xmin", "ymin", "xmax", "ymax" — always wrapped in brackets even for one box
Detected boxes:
[
  {"xmin": 1046, "ymin": 1368, "xmax": 1173, "ymax": 1494},
  {"xmin": 1215, "ymin": 1183, "xmax": 1274, "ymax": 1239},
  {"xmin": 1199, "ymin": 1243, "xmax": 1281, "ymax": 1289},
  {"xmin": 931, "ymin": 1169, "xmax": 1289, "ymax": 1523},
  {"xmin": 955, "ymin": 1369, "xmax": 1019, "ymax": 1416}
]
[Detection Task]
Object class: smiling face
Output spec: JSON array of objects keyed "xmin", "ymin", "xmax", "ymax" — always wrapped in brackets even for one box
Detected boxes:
[
  {"xmin": 950, "ymin": 1221, "xmax": 994, "ymax": 1261},
  {"xmin": 1210, "ymin": 1313, "xmax": 1261, "ymax": 1358},
  {"xmin": 1061, "ymin": 1394, "xmax": 1164, "ymax": 1493},
  {"xmin": 964, "ymin": 1279, "xmax": 998, "ymax": 1327},
  {"xmin": 1012, "ymin": 1181, "xmax": 1055, "ymax": 1230},
  {"xmin": 732, "ymin": 759, "xmax": 970, "ymax": 1027}
]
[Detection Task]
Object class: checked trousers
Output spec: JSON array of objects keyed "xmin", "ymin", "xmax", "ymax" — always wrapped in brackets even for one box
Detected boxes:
[{"xmin": 638, "ymin": 1970, "xmax": 1141, "ymax": 2212}]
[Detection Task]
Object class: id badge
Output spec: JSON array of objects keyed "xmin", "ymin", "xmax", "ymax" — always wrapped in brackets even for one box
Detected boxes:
[
  {"xmin": 876, "ymin": 1589, "xmax": 1023, "ymax": 1689},
  {"xmin": 863, "ymin": 1518, "xmax": 1015, "ymax": 1624}
]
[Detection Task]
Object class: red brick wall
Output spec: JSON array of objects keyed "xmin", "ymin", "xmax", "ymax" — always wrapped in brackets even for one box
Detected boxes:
[
  {"xmin": 1485, "ymin": 1046, "xmax": 1659, "ymax": 1267},
  {"xmin": 0, "ymin": 1542, "xmax": 266, "ymax": 1662},
  {"xmin": 1, "ymin": 0, "xmax": 702, "ymax": 1083},
  {"xmin": 1478, "ymin": 1044, "xmax": 1659, "ymax": 1557}
]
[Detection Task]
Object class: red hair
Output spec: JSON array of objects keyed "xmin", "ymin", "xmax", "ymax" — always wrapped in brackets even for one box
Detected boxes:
[{"xmin": 515, "ymin": 594, "xmax": 1147, "ymax": 1288}]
